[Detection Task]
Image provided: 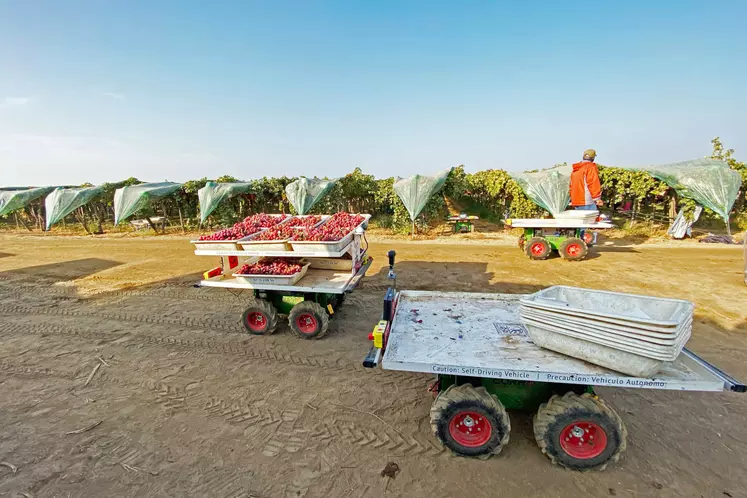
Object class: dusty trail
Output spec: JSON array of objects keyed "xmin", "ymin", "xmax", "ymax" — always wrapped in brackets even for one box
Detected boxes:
[{"xmin": 0, "ymin": 234, "xmax": 745, "ymax": 497}]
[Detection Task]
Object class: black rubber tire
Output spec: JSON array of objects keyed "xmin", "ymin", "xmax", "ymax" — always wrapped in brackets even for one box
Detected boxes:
[
  {"xmin": 533, "ymin": 392, "xmax": 627, "ymax": 471},
  {"xmin": 559, "ymin": 238, "xmax": 588, "ymax": 261},
  {"xmin": 288, "ymin": 301, "xmax": 330, "ymax": 340},
  {"xmin": 241, "ymin": 299, "xmax": 278, "ymax": 335},
  {"xmin": 524, "ymin": 237, "xmax": 551, "ymax": 260},
  {"xmin": 582, "ymin": 230, "xmax": 595, "ymax": 246},
  {"xmin": 430, "ymin": 383, "xmax": 510, "ymax": 459}
]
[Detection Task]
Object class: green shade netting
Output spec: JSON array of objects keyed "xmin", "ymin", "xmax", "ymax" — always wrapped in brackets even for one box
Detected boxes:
[
  {"xmin": 510, "ymin": 165, "xmax": 572, "ymax": 216},
  {"xmin": 0, "ymin": 186, "xmax": 56, "ymax": 217},
  {"xmin": 114, "ymin": 182, "xmax": 182, "ymax": 225},
  {"xmin": 628, "ymin": 159, "xmax": 741, "ymax": 225},
  {"xmin": 285, "ymin": 177, "xmax": 337, "ymax": 215},
  {"xmin": 197, "ymin": 181, "xmax": 253, "ymax": 223},
  {"xmin": 393, "ymin": 168, "xmax": 452, "ymax": 221},
  {"xmin": 45, "ymin": 186, "xmax": 105, "ymax": 230}
]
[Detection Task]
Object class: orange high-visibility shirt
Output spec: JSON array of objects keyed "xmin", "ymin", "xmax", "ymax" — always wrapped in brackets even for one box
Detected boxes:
[{"xmin": 570, "ymin": 161, "xmax": 602, "ymax": 206}]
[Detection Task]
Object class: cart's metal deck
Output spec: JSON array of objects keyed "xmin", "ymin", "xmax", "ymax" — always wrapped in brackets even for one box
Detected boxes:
[
  {"xmin": 508, "ymin": 219, "xmax": 614, "ymax": 229},
  {"xmin": 199, "ymin": 258, "xmax": 372, "ymax": 294},
  {"xmin": 382, "ymin": 291, "xmax": 743, "ymax": 392}
]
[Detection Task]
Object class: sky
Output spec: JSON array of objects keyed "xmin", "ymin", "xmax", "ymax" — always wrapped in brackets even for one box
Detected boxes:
[{"xmin": 1, "ymin": 0, "xmax": 746, "ymax": 186}]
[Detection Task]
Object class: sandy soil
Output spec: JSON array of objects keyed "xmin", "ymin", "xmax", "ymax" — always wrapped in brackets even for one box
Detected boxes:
[{"xmin": 0, "ymin": 233, "xmax": 745, "ymax": 498}]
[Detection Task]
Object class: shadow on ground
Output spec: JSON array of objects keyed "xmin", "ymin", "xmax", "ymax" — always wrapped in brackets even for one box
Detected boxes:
[
  {"xmin": 0, "ymin": 258, "xmax": 123, "ymax": 282},
  {"xmin": 368, "ymin": 261, "xmax": 545, "ymax": 294}
]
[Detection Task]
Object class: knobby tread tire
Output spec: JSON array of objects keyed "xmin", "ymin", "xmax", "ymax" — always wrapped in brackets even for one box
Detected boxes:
[
  {"xmin": 288, "ymin": 301, "xmax": 330, "ymax": 340},
  {"xmin": 241, "ymin": 299, "xmax": 278, "ymax": 335},
  {"xmin": 533, "ymin": 392, "xmax": 627, "ymax": 471},
  {"xmin": 525, "ymin": 237, "xmax": 551, "ymax": 260},
  {"xmin": 429, "ymin": 383, "xmax": 510, "ymax": 459}
]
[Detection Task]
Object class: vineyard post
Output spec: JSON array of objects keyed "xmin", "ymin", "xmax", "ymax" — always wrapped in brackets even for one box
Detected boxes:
[
  {"xmin": 73, "ymin": 207, "xmax": 93, "ymax": 235},
  {"xmin": 145, "ymin": 216, "xmax": 160, "ymax": 234},
  {"xmin": 15, "ymin": 212, "xmax": 31, "ymax": 231},
  {"xmin": 178, "ymin": 206, "xmax": 185, "ymax": 234}
]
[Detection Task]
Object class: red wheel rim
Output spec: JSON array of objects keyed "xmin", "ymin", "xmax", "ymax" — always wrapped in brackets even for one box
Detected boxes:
[
  {"xmin": 530, "ymin": 242, "xmax": 546, "ymax": 256},
  {"xmin": 448, "ymin": 410, "xmax": 492, "ymax": 447},
  {"xmin": 583, "ymin": 232, "xmax": 593, "ymax": 244},
  {"xmin": 559, "ymin": 421, "xmax": 607, "ymax": 459},
  {"xmin": 566, "ymin": 243, "xmax": 582, "ymax": 257},
  {"xmin": 246, "ymin": 312, "xmax": 267, "ymax": 332},
  {"xmin": 295, "ymin": 313, "xmax": 319, "ymax": 334}
]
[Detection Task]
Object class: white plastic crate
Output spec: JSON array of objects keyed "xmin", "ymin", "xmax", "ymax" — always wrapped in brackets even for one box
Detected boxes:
[
  {"xmin": 521, "ymin": 316, "xmax": 687, "ymax": 360},
  {"xmin": 554, "ymin": 209, "xmax": 599, "ymax": 220},
  {"xmin": 521, "ymin": 286, "xmax": 694, "ymax": 327},
  {"xmin": 308, "ymin": 257, "xmax": 354, "ymax": 271},
  {"xmin": 520, "ymin": 308, "xmax": 691, "ymax": 345},
  {"xmin": 525, "ymin": 322, "xmax": 665, "ymax": 377},
  {"xmin": 520, "ymin": 302, "xmax": 694, "ymax": 335},
  {"xmin": 191, "ymin": 239, "xmax": 242, "ymax": 251},
  {"xmin": 237, "ymin": 231, "xmax": 292, "ymax": 252},
  {"xmin": 232, "ymin": 262, "xmax": 310, "ymax": 286},
  {"xmin": 288, "ymin": 214, "xmax": 371, "ymax": 255},
  {"xmin": 236, "ymin": 215, "xmax": 298, "ymax": 252}
]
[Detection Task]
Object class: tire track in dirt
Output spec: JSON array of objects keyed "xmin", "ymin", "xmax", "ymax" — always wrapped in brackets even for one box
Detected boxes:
[
  {"xmin": 0, "ymin": 303, "xmax": 241, "ymax": 333},
  {"xmin": 0, "ymin": 321, "xmax": 422, "ymax": 382},
  {"xmin": 0, "ymin": 361, "xmax": 70, "ymax": 379},
  {"xmin": 146, "ymin": 380, "xmax": 199, "ymax": 414},
  {"xmin": 189, "ymin": 467, "xmax": 262, "ymax": 498},
  {"xmin": 310, "ymin": 421, "xmax": 445, "ymax": 457},
  {"xmin": 204, "ymin": 397, "xmax": 287, "ymax": 429},
  {"xmin": 198, "ymin": 392, "xmax": 444, "ymax": 458},
  {"xmin": 0, "ymin": 281, "xmax": 250, "ymax": 305}
]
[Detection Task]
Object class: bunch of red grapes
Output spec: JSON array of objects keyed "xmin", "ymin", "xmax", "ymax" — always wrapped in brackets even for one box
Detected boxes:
[
  {"xmin": 248, "ymin": 213, "xmax": 288, "ymax": 228},
  {"xmin": 198, "ymin": 222, "xmax": 261, "ymax": 241},
  {"xmin": 237, "ymin": 258, "xmax": 304, "ymax": 275},
  {"xmin": 287, "ymin": 215, "xmax": 322, "ymax": 228},
  {"xmin": 253, "ymin": 224, "xmax": 296, "ymax": 241},
  {"xmin": 199, "ymin": 214, "xmax": 288, "ymax": 241},
  {"xmin": 292, "ymin": 212, "xmax": 364, "ymax": 242}
]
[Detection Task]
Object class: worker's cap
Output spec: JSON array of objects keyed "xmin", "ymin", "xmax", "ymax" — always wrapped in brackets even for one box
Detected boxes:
[{"xmin": 583, "ymin": 149, "xmax": 597, "ymax": 160}]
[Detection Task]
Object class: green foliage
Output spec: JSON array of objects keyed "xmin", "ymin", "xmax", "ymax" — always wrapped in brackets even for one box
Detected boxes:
[
  {"xmin": 711, "ymin": 137, "xmax": 747, "ymax": 181},
  {"xmin": 121, "ymin": 177, "xmax": 141, "ymax": 187},
  {"xmin": 215, "ymin": 175, "xmax": 240, "ymax": 183},
  {"xmin": 443, "ymin": 166, "xmax": 468, "ymax": 200},
  {"xmin": 597, "ymin": 166, "xmax": 669, "ymax": 205},
  {"xmin": 250, "ymin": 176, "xmax": 296, "ymax": 213},
  {"xmin": 463, "ymin": 169, "xmax": 541, "ymax": 219},
  {"xmin": 711, "ymin": 137, "xmax": 746, "ymax": 215},
  {"xmin": 6, "ymin": 137, "xmax": 745, "ymax": 235}
]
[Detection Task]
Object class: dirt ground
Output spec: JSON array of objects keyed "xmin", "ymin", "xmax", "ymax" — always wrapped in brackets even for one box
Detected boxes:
[{"xmin": 0, "ymin": 233, "xmax": 745, "ymax": 498}]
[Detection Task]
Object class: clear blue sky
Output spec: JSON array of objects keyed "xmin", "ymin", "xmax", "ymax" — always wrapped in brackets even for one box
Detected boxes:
[{"xmin": 1, "ymin": 0, "xmax": 746, "ymax": 186}]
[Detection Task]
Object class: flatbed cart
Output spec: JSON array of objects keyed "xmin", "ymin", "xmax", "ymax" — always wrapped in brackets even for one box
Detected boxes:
[
  {"xmin": 506, "ymin": 217, "xmax": 614, "ymax": 261},
  {"xmin": 195, "ymin": 223, "xmax": 372, "ymax": 339},
  {"xmin": 447, "ymin": 213, "xmax": 479, "ymax": 233},
  {"xmin": 362, "ymin": 251, "xmax": 745, "ymax": 470}
]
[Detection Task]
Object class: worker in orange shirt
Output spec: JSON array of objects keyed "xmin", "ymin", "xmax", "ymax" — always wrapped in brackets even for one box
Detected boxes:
[{"xmin": 570, "ymin": 149, "xmax": 604, "ymax": 210}]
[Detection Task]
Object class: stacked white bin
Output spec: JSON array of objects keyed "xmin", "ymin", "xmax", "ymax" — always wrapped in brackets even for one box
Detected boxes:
[
  {"xmin": 520, "ymin": 286, "xmax": 694, "ymax": 377},
  {"xmin": 553, "ymin": 209, "xmax": 599, "ymax": 223}
]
